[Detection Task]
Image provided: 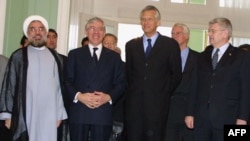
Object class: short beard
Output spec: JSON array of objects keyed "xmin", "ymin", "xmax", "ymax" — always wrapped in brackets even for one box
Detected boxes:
[
  {"xmin": 30, "ymin": 40, "xmax": 46, "ymax": 47},
  {"xmin": 28, "ymin": 34, "xmax": 47, "ymax": 48}
]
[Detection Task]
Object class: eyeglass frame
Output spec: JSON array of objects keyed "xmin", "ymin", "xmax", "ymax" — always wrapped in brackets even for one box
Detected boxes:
[
  {"xmin": 28, "ymin": 27, "xmax": 46, "ymax": 33},
  {"xmin": 207, "ymin": 29, "xmax": 226, "ymax": 34}
]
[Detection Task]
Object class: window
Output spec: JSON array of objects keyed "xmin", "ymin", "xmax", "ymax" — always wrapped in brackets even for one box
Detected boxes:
[
  {"xmin": 232, "ymin": 37, "xmax": 250, "ymax": 47},
  {"xmin": 219, "ymin": 0, "xmax": 250, "ymax": 8},
  {"xmin": 171, "ymin": 0, "xmax": 206, "ymax": 5},
  {"xmin": 117, "ymin": 23, "xmax": 205, "ymax": 61},
  {"xmin": 189, "ymin": 29, "xmax": 206, "ymax": 52},
  {"xmin": 117, "ymin": 23, "xmax": 171, "ymax": 61}
]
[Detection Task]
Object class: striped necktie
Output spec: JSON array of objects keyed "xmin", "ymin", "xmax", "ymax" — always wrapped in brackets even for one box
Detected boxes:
[{"xmin": 212, "ymin": 48, "xmax": 219, "ymax": 69}]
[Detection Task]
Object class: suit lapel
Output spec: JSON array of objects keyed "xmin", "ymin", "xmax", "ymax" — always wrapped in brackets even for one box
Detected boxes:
[
  {"xmin": 146, "ymin": 34, "xmax": 163, "ymax": 59},
  {"xmin": 92, "ymin": 47, "xmax": 112, "ymax": 88},
  {"xmin": 132, "ymin": 37, "xmax": 146, "ymax": 59},
  {"xmin": 183, "ymin": 50, "xmax": 195, "ymax": 72},
  {"xmin": 216, "ymin": 45, "xmax": 235, "ymax": 69},
  {"xmin": 138, "ymin": 37, "xmax": 146, "ymax": 58},
  {"xmin": 204, "ymin": 46, "xmax": 214, "ymax": 70},
  {"xmin": 83, "ymin": 46, "xmax": 99, "ymax": 85}
]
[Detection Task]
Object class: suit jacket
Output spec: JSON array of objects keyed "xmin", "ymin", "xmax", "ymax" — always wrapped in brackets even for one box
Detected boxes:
[
  {"xmin": 57, "ymin": 53, "xmax": 70, "ymax": 114},
  {"xmin": 168, "ymin": 48, "xmax": 199, "ymax": 122},
  {"xmin": 125, "ymin": 33, "xmax": 182, "ymax": 122},
  {"xmin": 66, "ymin": 46, "xmax": 126, "ymax": 125},
  {"xmin": 187, "ymin": 44, "xmax": 250, "ymax": 129}
]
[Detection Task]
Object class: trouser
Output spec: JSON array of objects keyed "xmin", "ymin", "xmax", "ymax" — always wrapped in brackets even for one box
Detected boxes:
[
  {"xmin": 0, "ymin": 120, "xmax": 11, "ymax": 141},
  {"xmin": 58, "ymin": 119, "xmax": 69, "ymax": 141}
]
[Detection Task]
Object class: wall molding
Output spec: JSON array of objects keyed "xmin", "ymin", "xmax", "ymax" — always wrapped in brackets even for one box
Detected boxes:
[
  {"xmin": 56, "ymin": 0, "xmax": 70, "ymax": 55},
  {"xmin": 0, "ymin": 0, "xmax": 6, "ymax": 54}
]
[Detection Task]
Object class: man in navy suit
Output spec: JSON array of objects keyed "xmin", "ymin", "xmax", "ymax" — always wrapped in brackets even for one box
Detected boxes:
[
  {"xmin": 66, "ymin": 17, "xmax": 126, "ymax": 141},
  {"xmin": 166, "ymin": 23, "xmax": 198, "ymax": 141},
  {"xmin": 125, "ymin": 5, "xmax": 182, "ymax": 141},
  {"xmin": 185, "ymin": 17, "xmax": 250, "ymax": 141}
]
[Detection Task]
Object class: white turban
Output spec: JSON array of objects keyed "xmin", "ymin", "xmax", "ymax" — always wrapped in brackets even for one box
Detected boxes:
[{"xmin": 23, "ymin": 15, "xmax": 49, "ymax": 37}]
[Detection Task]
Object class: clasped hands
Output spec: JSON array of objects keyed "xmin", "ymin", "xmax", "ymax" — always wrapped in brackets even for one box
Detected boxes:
[{"xmin": 77, "ymin": 91, "xmax": 111, "ymax": 109}]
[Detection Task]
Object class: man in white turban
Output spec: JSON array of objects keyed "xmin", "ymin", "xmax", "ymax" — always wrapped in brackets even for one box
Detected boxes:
[{"xmin": 0, "ymin": 15, "xmax": 67, "ymax": 141}]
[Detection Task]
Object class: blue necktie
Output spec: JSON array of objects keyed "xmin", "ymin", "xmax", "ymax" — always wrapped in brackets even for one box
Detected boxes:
[
  {"xmin": 93, "ymin": 47, "xmax": 98, "ymax": 64},
  {"xmin": 145, "ymin": 39, "xmax": 152, "ymax": 57},
  {"xmin": 212, "ymin": 49, "xmax": 219, "ymax": 69}
]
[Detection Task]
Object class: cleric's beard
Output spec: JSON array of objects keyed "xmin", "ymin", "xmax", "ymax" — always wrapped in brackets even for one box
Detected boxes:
[
  {"xmin": 30, "ymin": 40, "xmax": 46, "ymax": 47},
  {"xmin": 29, "ymin": 35, "xmax": 47, "ymax": 47}
]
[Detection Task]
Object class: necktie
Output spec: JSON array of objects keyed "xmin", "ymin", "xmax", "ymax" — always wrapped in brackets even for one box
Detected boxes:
[
  {"xmin": 145, "ymin": 39, "xmax": 152, "ymax": 57},
  {"xmin": 212, "ymin": 48, "xmax": 219, "ymax": 69},
  {"xmin": 93, "ymin": 47, "xmax": 98, "ymax": 64}
]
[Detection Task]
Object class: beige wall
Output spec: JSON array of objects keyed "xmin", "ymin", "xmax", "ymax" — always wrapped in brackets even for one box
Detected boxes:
[{"xmin": 70, "ymin": 0, "xmax": 250, "ymax": 50}]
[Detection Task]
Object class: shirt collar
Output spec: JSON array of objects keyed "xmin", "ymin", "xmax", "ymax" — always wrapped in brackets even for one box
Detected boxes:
[
  {"xmin": 31, "ymin": 46, "xmax": 46, "ymax": 50},
  {"xmin": 213, "ymin": 43, "xmax": 229, "ymax": 54},
  {"xmin": 212, "ymin": 43, "xmax": 229, "ymax": 60},
  {"xmin": 88, "ymin": 43, "xmax": 103, "ymax": 58},
  {"xmin": 143, "ymin": 32, "xmax": 159, "ymax": 46}
]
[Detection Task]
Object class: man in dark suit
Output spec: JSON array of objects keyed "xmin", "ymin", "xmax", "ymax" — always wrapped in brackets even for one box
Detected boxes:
[
  {"xmin": 125, "ymin": 5, "xmax": 182, "ymax": 141},
  {"xmin": 185, "ymin": 17, "xmax": 250, "ymax": 141},
  {"xmin": 66, "ymin": 17, "xmax": 126, "ymax": 141},
  {"xmin": 166, "ymin": 23, "xmax": 198, "ymax": 141}
]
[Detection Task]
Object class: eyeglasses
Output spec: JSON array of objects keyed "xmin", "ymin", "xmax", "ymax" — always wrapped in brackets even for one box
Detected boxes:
[
  {"xmin": 87, "ymin": 26, "xmax": 104, "ymax": 32},
  {"xmin": 207, "ymin": 29, "xmax": 225, "ymax": 34},
  {"xmin": 171, "ymin": 32, "xmax": 184, "ymax": 36},
  {"xmin": 28, "ymin": 27, "xmax": 45, "ymax": 32}
]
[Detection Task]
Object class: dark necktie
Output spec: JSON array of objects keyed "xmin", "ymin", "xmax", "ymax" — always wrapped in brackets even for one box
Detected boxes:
[
  {"xmin": 212, "ymin": 48, "xmax": 219, "ymax": 69},
  {"xmin": 93, "ymin": 47, "xmax": 98, "ymax": 64},
  {"xmin": 145, "ymin": 39, "xmax": 152, "ymax": 57}
]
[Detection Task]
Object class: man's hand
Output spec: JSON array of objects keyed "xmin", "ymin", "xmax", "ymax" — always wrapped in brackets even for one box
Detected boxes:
[
  {"xmin": 236, "ymin": 119, "xmax": 247, "ymax": 125},
  {"xmin": 57, "ymin": 120, "xmax": 62, "ymax": 127},
  {"xmin": 77, "ymin": 92, "xmax": 98, "ymax": 109},
  {"xmin": 5, "ymin": 119, "xmax": 11, "ymax": 129},
  {"xmin": 185, "ymin": 116, "xmax": 194, "ymax": 129},
  {"xmin": 77, "ymin": 92, "xmax": 111, "ymax": 109},
  {"xmin": 93, "ymin": 91, "xmax": 111, "ymax": 108}
]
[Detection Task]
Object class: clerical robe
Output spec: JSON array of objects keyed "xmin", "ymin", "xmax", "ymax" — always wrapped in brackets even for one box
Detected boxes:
[{"xmin": 0, "ymin": 46, "xmax": 67, "ymax": 141}]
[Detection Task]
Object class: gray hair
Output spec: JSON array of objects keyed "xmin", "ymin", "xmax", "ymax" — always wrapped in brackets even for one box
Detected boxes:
[
  {"xmin": 173, "ymin": 23, "xmax": 190, "ymax": 35},
  {"xmin": 85, "ymin": 17, "xmax": 106, "ymax": 31},
  {"xmin": 209, "ymin": 17, "xmax": 232, "ymax": 38},
  {"xmin": 140, "ymin": 5, "xmax": 161, "ymax": 20}
]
